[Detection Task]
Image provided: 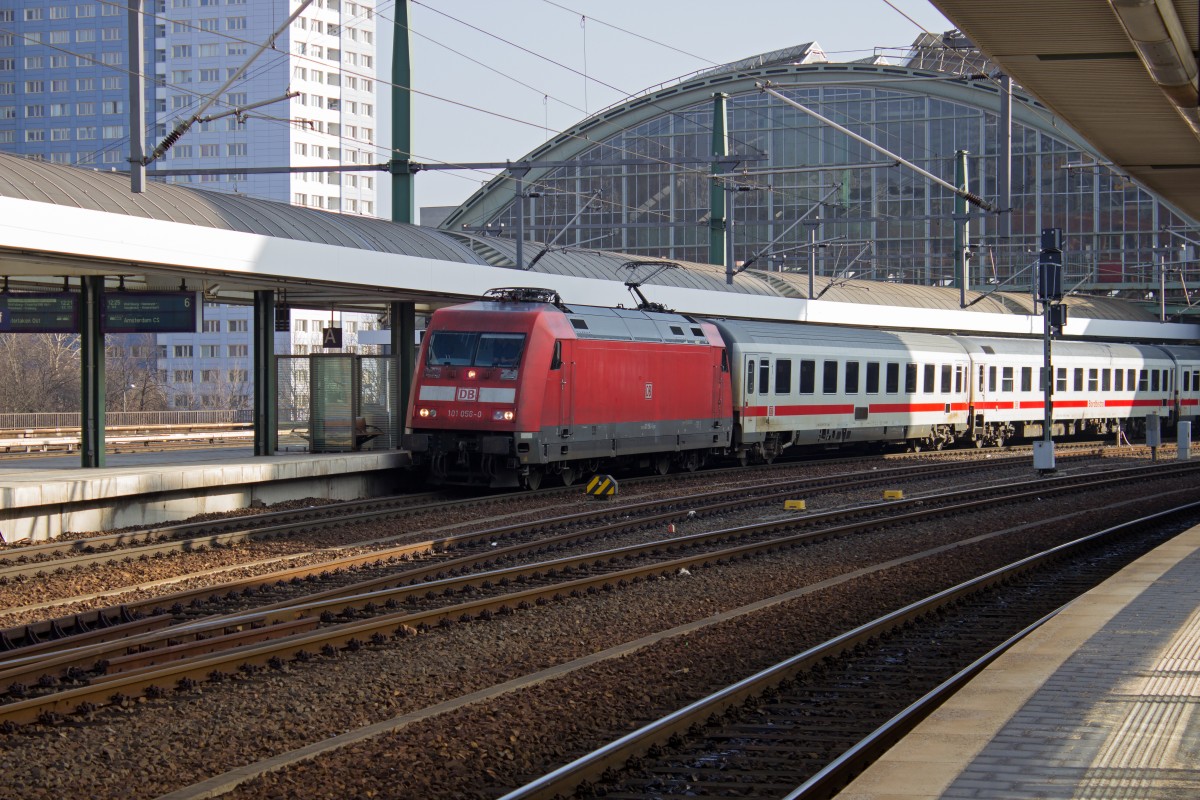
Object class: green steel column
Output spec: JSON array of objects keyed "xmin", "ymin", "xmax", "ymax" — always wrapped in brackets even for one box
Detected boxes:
[
  {"xmin": 391, "ymin": 1, "xmax": 414, "ymax": 224},
  {"xmin": 253, "ymin": 290, "xmax": 277, "ymax": 456},
  {"xmin": 954, "ymin": 149, "xmax": 970, "ymax": 308},
  {"xmin": 80, "ymin": 276, "xmax": 105, "ymax": 468},
  {"xmin": 391, "ymin": 301, "xmax": 416, "ymax": 440},
  {"xmin": 709, "ymin": 92, "xmax": 729, "ymax": 277}
]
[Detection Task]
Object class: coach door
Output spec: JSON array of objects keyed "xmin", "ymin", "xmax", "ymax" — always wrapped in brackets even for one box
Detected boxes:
[{"xmin": 744, "ymin": 354, "xmax": 771, "ymax": 433}]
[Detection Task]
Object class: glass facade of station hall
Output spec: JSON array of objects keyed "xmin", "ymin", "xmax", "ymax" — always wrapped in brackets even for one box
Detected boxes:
[{"xmin": 444, "ymin": 55, "xmax": 1196, "ymax": 296}]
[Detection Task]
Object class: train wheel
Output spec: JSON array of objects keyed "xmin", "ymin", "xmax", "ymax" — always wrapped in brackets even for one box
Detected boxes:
[
  {"xmin": 683, "ymin": 453, "xmax": 700, "ymax": 472},
  {"xmin": 524, "ymin": 468, "xmax": 543, "ymax": 490},
  {"xmin": 655, "ymin": 455, "xmax": 670, "ymax": 475},
  {"xmin": 560, "ymin": 465, "xmax": 577, "ymax": 487}
]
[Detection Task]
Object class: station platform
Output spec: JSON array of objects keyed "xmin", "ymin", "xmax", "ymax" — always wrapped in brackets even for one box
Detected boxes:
[
  {"xmin": 0, "ymin": 447, "xmax": 410, "ymax": 543},
  {"xmin": 837, "ymin": 523, "xmax": 1200, "ymax": 800}
]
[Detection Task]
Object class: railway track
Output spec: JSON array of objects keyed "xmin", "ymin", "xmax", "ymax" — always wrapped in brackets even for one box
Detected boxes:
[
  {"xmin": 1, "ymin": 458, "xmax": 1193, "ymax": 732},
  {"xmin": 501, "ymin": 501, "xmax": 1200, "ymax": 800}
]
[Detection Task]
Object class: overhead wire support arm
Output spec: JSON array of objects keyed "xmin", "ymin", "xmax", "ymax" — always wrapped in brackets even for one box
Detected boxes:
[
  {"xmin": 757, "ymin": 81, "xmax": 997, "ymax": 212},
  {"xmin": 525, "ymin": 190, "xmax": 602, "ymax": 270},
  {"xmin": 197, "ymin": 92, "xmax": 300, "ymax": 124},
  {"xmin": 735, "ymin": 184, "xmax": 842, "ymax": 273},
  {"xmin": 143, "ymin": 0, "xmax": 314, "ymax": 165}
]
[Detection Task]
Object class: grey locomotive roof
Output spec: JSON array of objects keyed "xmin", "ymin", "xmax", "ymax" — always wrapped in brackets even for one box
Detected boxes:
[
  {"xmin": 463, "ymin": 298, "xmax": 711, "ymax": 345},
  {"xmin": 0, "ymin": 153, "xmax": 1161, "ymax": 323}
]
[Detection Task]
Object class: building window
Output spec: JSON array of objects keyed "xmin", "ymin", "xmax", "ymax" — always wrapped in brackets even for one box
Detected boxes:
[
  {"xmin": 173, "ymin": 345, "xmax": 193, "ymax": 357},
  {"xmin": 102, "ymin": 125, "xmax": 125, "ymax": 139},
  {"xmin": 228, "ymin": 344, "xmax": 248, "ymax": 357},
  {"xmin": 226, "ymin": 143, "xmax": 247, "ymax": 156},
  {"xmin": 174, "ymin": 370, "xmax": 194, "ymax": 383},
  {"xmin": 228, "ymin": 369, "xmax": 248, "ymax": 382},
  {"xmin": 226, "ymin": 16, "xmax": 247, "ymax": 30},
  {"xmin": 228, "ymin": 319, "xmax": 248, "ymax": 332}
]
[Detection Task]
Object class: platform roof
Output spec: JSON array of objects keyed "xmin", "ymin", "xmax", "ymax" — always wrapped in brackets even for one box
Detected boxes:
[
  {"xmin": 928, "ymin": 0, "xmax": 1200, "ymax": 226},
  {"xmin": 0, "ymin": 152, "xmax": 1183, "ymax": 339}
]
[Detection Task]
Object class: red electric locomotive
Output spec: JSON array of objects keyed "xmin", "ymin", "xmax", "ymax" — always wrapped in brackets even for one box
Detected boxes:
[{"xmin": 405, "ymin": 287, "xmax": 733, "ymax": 488}]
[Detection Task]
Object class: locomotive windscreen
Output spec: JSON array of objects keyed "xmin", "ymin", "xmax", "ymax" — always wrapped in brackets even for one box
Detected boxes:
[{"xmin": 426, "ymin": 332, "xmax": 526, "ymax": 367}]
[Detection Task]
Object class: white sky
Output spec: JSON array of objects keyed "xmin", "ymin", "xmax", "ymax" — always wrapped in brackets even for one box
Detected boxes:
[{"xmin": 376, "ymin": 0, "xmax": 953, "ymax": 215}]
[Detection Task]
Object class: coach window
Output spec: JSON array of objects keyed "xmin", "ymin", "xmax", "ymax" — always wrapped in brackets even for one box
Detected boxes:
[
  {"xmin": 1186, "ymin": 371, "xmax": 1193, "ymax": 392},
  {"xmin": 1138, "ymin": 370, "xmax": 1149, "ymax": 391},
  {"xmin": 923, "ymin": 364, "xmax": 935, "ymax": 393},
  {"xmin": 1056, "ymin": 368, "xmax": 1067, "ymax": 392},
  {"xmin": 1115, "ymin": 370, "xmax": 1124, "ymax": 391},
  {"xmin": 1021, "ymin": 367, "xmax": 1032, "ymax": 392},
  {"xmin": 823, "ymin": 360, "xmax": 839, "ymax": 394},
  {"xmin": 941, "ymin": 364, "xmax": 952, "ymax": 393},
  {"xmin": 759, "ymin": 361, "xmax": 771, "ymax": 395},
  {"xmin": 775, "ymin": 359, "xmax": 792, "ymax": 395},
  {"xmin": 885, "ymin": 363, "xmax": 899, "ymax": 394},
  {"xmin": 905, "ymin": 363, "xmax": 918, "ymax": 394},
  {"xmin": 1127, "ymin": 369, "xmax": 1136, "ymax": 390},
  {"xmin": 955, "ymin": 365, "xmax": 964, "ymax": 393},
  {"xmin": 1073, "ymin": 368, "xmax": 1084, "ymax": 392},
  {"xmin": 1002, "ymin": 367, "xmax": 1014, "ymax": 392},
  {"xmin": 1102, "ymin": 370, "xmax": 1111, "ymax": 391},
  {"xmin": 745, "ymin": 360, "xmax": 755, "ymax": 395},
  {"xmin": 1151, "ymin": 370, "xmax": 1160, "ymax": 392},
  {"xmin": 845, "ymin": 361, "xmax": 860, "ymax": 394},
  {"xmin": 988, "ymin": 366, "xmax": 997, "ymax": 392},
  {"xmin": 1088, "ymin": 369, "xmax": 1098, "ymax": 392},
  {"xmin": 799, "ymin": 360, "xmax": 815, "ymax": 394},
  {"xmin": 866, "ymin": 362, "xmax": 880, "ymax": 394}
]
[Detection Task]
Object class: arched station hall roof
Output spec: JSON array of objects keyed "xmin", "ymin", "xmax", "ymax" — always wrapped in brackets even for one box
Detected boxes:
[{"xmin": 0, "ymin": 151, "xmax": 1157, "ymax": 324}]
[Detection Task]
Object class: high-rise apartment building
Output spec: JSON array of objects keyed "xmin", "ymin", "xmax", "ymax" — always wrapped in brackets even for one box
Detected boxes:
[
  {"xmin": 0, "ymin": 1, "xmax": 383, "ymax": 411},
  {"xmin": 0, "ymin": 0, "xmax": 379, "ymax": 214}
]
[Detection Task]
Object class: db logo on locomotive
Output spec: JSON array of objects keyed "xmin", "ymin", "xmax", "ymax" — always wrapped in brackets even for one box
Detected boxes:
[{"xmin": 456, "ymin": 387, "xmax": 478, "ymax": 402}]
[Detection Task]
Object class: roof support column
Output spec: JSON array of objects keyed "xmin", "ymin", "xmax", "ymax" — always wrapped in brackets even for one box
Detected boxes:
[
  {"xmin": 80, "ymin": 276, "xmax": 105, "ymax": 468},
  {"xmin": 391, "ymin": 300, "xmax": 415, "ymax": 444},
  {"xmin": 709, "ymin": 92, "xmax": 729, "ymax": 277},
  {"xmin": 391, "ymin": 0, "xmax": 414, "ymax": 224},
  {"xmin": 253, "ymin": 290, "xmax": 277, "ymax": 456},
  {"xmin": 955, "ymin": 150, "xmax": 971, "ymax": 307}
]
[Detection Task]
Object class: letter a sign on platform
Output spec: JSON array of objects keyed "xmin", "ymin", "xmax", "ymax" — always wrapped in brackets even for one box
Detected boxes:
[{"xmin": 322, "ymin": 327, "xmax": 343, "ymax": 348}]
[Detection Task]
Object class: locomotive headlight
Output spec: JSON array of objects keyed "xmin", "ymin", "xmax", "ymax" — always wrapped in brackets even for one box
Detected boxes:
[
  {"xmin": 418, "ymin": 407, "xmax": 436, "ymax": 418},
  {"xmin": 493, "ymin": 410, "xmax": 515, "ymax": 421},
  {"xmin": 466, "ymin": 368, "xmax": 478, "ymax": 379}
]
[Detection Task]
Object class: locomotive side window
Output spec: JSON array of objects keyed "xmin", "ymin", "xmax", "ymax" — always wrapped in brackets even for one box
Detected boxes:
[
  {"xmin": 800, "ymin": 360, "xmax": 815, "ymax": 394},
  {"xmin": 866, "ymin": 362, "xmax": 880, "ymax": 394},
  {"xmin": 905, "ymin": 363, "xmax": 917, "ymax": 394},
  {"xmin": 845, "ymin": 362, "xmax": 860, "ymax": 394},
  {"xmin": 941, "ymin": 364, "xmax": 952, "ymax": 393},
  {"xmin": 1102, "ymin": 370, "xmax": 1111, "ymax": 391},
  {"xmin": 885, "ymin": 363, "xmax": 899, "ymax": 394},
  {"xmin": 775, "ymin": 359, "xmax": 792, "ymax": 394},
  {"xmin": 1021, "ymin": 367, "xmax": 1032, "ymax": 392},
  {"xmin": 1115, "ymin": 370, "xmax": 1124, "ymax": 391},
  {"xmin": 923, "ymin": 364, "xmax": 935, "ymax": 393},
  {"xmin": 550, "ymin": 340, "xmax": 562, "ymax": 370},
  {"xmin": 823, "ymin": 361, "xmax": 838, "ymax": 394},
  {"xmin": 1088, "ymin": 369, "xmax": 1098, "ymax": 392}
]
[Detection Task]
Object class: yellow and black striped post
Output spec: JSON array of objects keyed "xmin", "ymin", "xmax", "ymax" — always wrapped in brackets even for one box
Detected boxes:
[{"xmin": 585, "ymin": 474, "xmax": 618, "ymax": 499}]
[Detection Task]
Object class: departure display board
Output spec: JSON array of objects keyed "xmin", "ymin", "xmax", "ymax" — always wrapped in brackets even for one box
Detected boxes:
[
  {"xmin": 0, "ymin": 293, "xmax": 80, "ymax": 333},
  {"xmin": 102, "ymin": 291, "xmax": 200, "ymax": 333}
]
